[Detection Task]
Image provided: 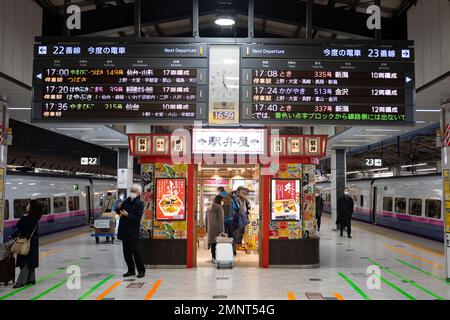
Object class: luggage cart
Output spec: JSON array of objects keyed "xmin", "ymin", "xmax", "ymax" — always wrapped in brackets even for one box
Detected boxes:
[{"xmin": 91, "ymin": 219, "xmax": 116, "ymax": 244}]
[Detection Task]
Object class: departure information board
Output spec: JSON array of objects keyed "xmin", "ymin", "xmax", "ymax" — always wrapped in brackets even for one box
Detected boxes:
[
  {"xmin": 241, "ymin": 44, "xmax": 415, "ymax": 125},
  {"xmin": 32, "ymin": 44, "xmax": 208, "ymax": 122}
]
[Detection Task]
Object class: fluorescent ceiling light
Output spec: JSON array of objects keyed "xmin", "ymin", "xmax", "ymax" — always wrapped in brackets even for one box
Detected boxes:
[
  {"xmin": 9, "ymin": 107, "xmax": 31, "ymax": 110},
  {"xmin": 364, "ymin": 129, "xmax": 404, "ymax": 132},
  {"xmin": 103, "ymin": 143, "xmax": 129, "ymax": 146},
  {"xmin": 401, "ymin": 163, "xmax": 427, "ymax": 168},
  {"xmin": 368, "ymin": 167, "xmax": 389, "ymax": 172},
  {"xmin": 347, "ymin": 171, "xmax": 360, "ymax": 175},
  {"xmin": 56, "ymin": 127, "xmax": 95, "ymax": 131},
  {"xmin": 353, "ymin": 134, "xmax": 389, "ymax": 137},
  {"xmin": 416, "ymin": 109, "xmax": 441, "ymax": 112},
  {"xmin": 89, "ymin": 138, "xmax": 122, "ymax": 141},
  {"xmin": 416, "ymin": 168, "xmax": 437, "ymax": 172}
]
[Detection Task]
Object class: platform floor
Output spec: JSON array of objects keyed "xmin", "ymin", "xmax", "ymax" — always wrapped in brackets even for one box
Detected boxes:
[{"xmin": 1, "ymin": 215, "xmax": 449, "ymax": 300}]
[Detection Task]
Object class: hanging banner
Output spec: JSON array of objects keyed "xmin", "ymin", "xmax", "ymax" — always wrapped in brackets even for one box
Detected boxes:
[
  {"xmin": 271, "ymin": 179, "xmax": 301, "ymax": 221},
  {"xmin": 156, "ymin": 178, "xmax": 186, "ymax": 221}
]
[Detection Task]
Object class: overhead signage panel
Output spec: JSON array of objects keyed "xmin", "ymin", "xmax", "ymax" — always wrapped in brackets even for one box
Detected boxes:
[
  {"xmin": 241, "ymin": 44, "xmax": 415, "ymax": 125},
  {"xmin": 192, "ymin": 128, "xmax": 266, "ymax": 155},
  {"xmin": 242, "ymin": 44, "xmax": 414, "ymax": 62},
  {"xmin": 32, "ymin": 43, "xmax": 208, "ymax": 123}
]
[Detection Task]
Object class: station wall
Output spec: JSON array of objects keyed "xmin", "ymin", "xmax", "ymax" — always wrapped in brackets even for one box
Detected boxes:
[
  {"xmin": 0, "ymin": 0, "xmax": 42, "ymax": 86},
  {"xmin": 408, "ymin": 0, "xmax": 450, "ymax": 88}
]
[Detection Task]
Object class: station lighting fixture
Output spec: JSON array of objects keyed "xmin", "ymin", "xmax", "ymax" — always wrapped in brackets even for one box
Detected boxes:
[
  {"xmin": 416, "ymin": 168, "xmax": 437, "ymax": 172},
  {"xmin": 214, "ymin": 0, "xmax": 236, "ymax": 26},
  {"xmin": 401, "ymin": 163, "xmax": 427, "ymax": 168}
]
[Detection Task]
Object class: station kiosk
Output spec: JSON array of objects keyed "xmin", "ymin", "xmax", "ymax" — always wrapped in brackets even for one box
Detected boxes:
[{"xmin": 128, "ymin": 129, "xmax": 327, "ymax": 268}]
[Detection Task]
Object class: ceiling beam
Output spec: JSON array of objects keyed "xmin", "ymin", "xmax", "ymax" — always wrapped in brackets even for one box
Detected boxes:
[
  {"xmin": 393, "ymin": 0, "xmax": 417, "ymax": 19},
  {"xmin": 59, "ymin": 0, "xmax": 406, "ymax": 40}
]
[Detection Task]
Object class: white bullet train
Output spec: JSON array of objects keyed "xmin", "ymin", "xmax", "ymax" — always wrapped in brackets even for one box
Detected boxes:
[
  {"xmin": 316, "ymin": 174, "xmax": 443, "ymax": 242},
  {"xmin": 2, "ymin": 171, "xmax": 117, "ymax": 242}
]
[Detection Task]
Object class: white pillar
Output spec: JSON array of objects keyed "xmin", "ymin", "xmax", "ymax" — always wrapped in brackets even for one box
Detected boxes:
[{"xmin": 331, "ymin": 148, "xmax": 346, "ymax": 231}]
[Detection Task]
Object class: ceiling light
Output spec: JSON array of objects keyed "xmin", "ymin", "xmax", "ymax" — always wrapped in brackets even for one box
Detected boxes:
[
  {"xmin": 416, "ymin": 109, "xmax": 441, "ymax": 112},
  {"xmin": 416, "ymin": 168, "xmax": 437, "ymax": 172},
  {"xmin": 9, "ymin": 107, "xmax": 31, "ymax": 110},
  {"xmin": 89, "ymin": 138, "xmax": 122, "ymax": 141},
  {"xmin": 364, "ymin": 129, "xmax": 404, "ymax": 132},
  {"xmin": 56, "ymin": 128, "xmax": 96, "ymax": 131},
  {"xmin": 215, "ymin": 16, "xmax": 235, "ymax": 26},
  {"xmin": 401, "ymin": 163, "xmax": 427, "ymax": 168}
]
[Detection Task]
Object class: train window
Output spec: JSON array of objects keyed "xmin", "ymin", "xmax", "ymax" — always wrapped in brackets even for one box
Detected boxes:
[
  {"xmin": 425, "ymin": 200, "xmax": 441, "ymax": 219},
  {"xmin": 36, "ymin": 198, "xmax": 50, "ymax": 215},
  {"xmin": 394, "ymin": 198, "xmax": 406, "ymax": 213},
  {"xmin": 4, "ymin": 200, "xmax": 9, "ymax": 220},
  {"xmin": 13, "ymin": 199, "xmax": 30, "ymax": 218},
  {"xmin": 360, "ymin": 195, "xmax": 364, "ymax": 207},
  {"xmin": 53, "ymin": 197, "xmax": 67, "ymax": 213},
  {"xmin": 383, "ymin": 197, "xmax": 393, "ymax": 212},
  {"xmin": 69, "ymin": 196, "xmax": 80, "ymax": 211},
  {"xmin": 409, "ymin": 199, "xmax": 422, "ymax": 216}
]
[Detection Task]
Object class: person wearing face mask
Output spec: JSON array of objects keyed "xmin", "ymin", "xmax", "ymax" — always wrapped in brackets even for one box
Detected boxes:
[
  {"xmin": 11, "ymin": 200, "xmax": 43, "ymax": 288},
  {"xmin": 117, "ymin": 184, "xmax": 145, "ymax": 278},
  {"xmin": 337, "ymin": 187, "xmax": 354, "ymax": 238},
  {"xmin": 315, "ymin": 190, "xmax": 324, "ymax": 232}
]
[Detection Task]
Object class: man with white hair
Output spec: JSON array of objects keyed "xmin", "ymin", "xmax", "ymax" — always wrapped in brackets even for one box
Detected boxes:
[{"xmin": 117, "ymin": 184, "xmax": 146, "ymax": 278}]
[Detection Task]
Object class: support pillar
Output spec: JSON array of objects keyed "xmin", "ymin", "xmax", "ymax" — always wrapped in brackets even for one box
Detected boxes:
[
  {"xmin": 0, "ymin": 98, "xmax": 9, "ymax": 243},
  {"xmin": 331, "ymin": 148, "xmax": 346, "ymax": 231},
  {"xmin": 440, "ymin": 102, "xmax": 450, "ymax": 280}
]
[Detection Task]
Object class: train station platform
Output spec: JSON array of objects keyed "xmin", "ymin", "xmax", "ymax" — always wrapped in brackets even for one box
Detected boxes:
[{"xmin": 1, "ymin": 216, "xmax": 447, "ymax": 301}]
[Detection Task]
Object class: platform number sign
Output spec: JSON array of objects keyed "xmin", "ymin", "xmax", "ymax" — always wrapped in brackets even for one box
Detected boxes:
[
  {"xmin": 80, "ymin": 157, "xmax": 99, "ymax": 166},
  {"xmin": 364, "ymin": 158, "xmax": 383, "ymax": 167}
]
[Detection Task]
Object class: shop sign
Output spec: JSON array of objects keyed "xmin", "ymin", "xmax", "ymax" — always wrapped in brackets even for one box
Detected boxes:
[
  {"xmin": 192, "ymin": 128, "xmax": 265, "ymax": 155},
  {"xmin": 156, "ymin": 178, "xmax": 186, "ymax": 220},
  {"xmin": 271, "ymin": 179, "xmax": 301, "ymax": 221}
]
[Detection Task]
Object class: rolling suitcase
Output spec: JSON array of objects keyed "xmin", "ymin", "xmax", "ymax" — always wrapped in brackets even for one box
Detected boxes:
[
  {"xmin": 215, "ymin": 233, "xmax": 234, "ymax": 269},
  {"xmin": 0, "ymin": 256, "xmax": 15, "ymax": 286}
]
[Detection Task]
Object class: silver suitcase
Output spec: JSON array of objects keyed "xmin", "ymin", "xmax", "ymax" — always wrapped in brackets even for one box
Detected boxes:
[{"xmin": 215, "ymin": 233, "xmax": 233, "ymax": 269}]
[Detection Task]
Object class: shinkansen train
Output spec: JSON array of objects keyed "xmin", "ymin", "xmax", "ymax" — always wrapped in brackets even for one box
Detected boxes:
[
  {"xmin": 2, "ymin": 172, "xmax": 117, "ymax": 242},
  {"xmin": 316, "ymin": 174, "xmax": 443, "ymax": 242}
]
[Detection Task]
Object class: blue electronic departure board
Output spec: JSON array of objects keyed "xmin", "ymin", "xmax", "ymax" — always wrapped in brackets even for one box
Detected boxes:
[
  {"xmin": 32, "ymin": 43, "xmax": 208, "ymax": 123},
  {"xmin": 240, "ymin": 44, "xmax": 415, "ymax": 125}
]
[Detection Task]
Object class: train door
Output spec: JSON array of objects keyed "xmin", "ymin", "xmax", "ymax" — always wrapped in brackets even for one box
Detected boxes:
[
  {"xmin": 371, "ymin": 186, "xmax": 377, "ymax": 224},
  {"xmin": 85, "ymin": 185, "xmax": 92, "ymax": 224}
]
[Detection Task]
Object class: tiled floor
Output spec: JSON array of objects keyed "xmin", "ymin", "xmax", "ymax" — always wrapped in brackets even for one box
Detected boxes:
[{"xmin": 1, "ymin": 215, "xmax": 448, "ymax": 300}]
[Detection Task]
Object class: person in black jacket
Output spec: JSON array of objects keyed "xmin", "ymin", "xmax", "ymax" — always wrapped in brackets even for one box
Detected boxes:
[
  {"xmin": 315, "ymin": 190, "xmax": 324, "ymax": 231},
  {"xmin": 117, "ymin": 184, "xmax": 145, "ymax": 278},
  {"xmin": 337, "ymin": 188, "xmax": 354, "ymax": 238},
  {"xmin": 12, "ymin": 200, "xmax": 43, "ymax": 288}
]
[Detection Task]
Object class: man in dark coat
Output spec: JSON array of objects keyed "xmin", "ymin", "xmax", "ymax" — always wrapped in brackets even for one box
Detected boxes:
[
  {"xmin": 337, "ymin": 187, "xmax": 354, "ymax": 238},
  {"xmin": 117, "ymin": 184, "xmax": 145, "ymax": 278},
  {"xmin": 315, "ymin": 190, "xmax": 324, "ymax": 231},
  {"xmin": 12, "ymin": 200, "xmax": 43, "ymax": 288}
]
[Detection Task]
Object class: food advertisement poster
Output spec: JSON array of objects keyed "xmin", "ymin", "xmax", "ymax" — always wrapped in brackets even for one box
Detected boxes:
[
  {"xmin": 271, "ymin": 179, "xmax": 301, "ymax": 221},
  {"xmin": 156, "ymin": 178, "xmax": 186, "ymax": 221}
]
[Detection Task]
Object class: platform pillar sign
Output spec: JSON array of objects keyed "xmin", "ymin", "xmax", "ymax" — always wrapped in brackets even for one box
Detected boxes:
[
  {"xmin": 0, "ymin": 99, "xmax": 9, "ymax": 244},
  {"xmin": 441, "ymin": 102, "xmax": 450, "ymax": 280},
  {"xmin": 117, "ymin": 148, "xmax": 133, "ymax": 196}
]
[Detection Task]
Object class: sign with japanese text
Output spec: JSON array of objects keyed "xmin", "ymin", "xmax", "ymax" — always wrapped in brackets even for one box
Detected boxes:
[
  {"xmin": 241, "ymin": 44, "xmax": 415, "ymax": 125},
  {"xmin": 32, "ymin": 43, "xmax": 207, "ymax": 123},
  {"xmin": 192, "ymin": 128, "xmax": 265, "ymax": 155},
  {"xmin": 271, "ymin": 179, "xmax": 301, "ymax": 221},
  {"xmin": 156, "ymin": 178, "xmax": 186, "ymax": 221}
]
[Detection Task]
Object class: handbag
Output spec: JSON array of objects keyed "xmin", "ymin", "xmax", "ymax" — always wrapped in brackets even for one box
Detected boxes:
[{"xmin": 11, "ymin": 225, "xmax": 37, "ymax": 256}]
